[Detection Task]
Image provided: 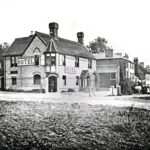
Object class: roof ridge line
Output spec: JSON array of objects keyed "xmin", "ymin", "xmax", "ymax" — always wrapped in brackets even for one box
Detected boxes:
[{"xmin": 35, "ymin": 31, "xmax": 83, "ymax": 46}]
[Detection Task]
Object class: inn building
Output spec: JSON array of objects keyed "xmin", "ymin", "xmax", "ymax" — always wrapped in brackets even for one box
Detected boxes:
[{"xmin": 3, "ymin": 22, "xmax": 96, "ymax": 93}]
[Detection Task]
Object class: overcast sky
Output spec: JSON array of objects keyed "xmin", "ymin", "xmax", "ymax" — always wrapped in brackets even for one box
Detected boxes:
[{"xmin": 0, "ymin": 0, "xmax": 150, "ymax": 65}]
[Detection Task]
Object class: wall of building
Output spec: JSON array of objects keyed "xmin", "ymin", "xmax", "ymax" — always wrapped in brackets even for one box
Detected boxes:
[
  {"xmin": 125, "ymin": 61, "xmax": 134, "ymax": 79},
  {"xmin": 58, "ymin": 55, "xmax": 96, "ymax": 92},
  {"xmin": 5, "ymin": 36, "xmax": 47, "ymax": 91},
  {"xmin": 5, "ymin": 35, "xmax": 96, "ymax": 93}
]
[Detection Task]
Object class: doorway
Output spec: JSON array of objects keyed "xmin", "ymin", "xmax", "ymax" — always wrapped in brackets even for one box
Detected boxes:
[
  {"xmin": 1, "ymin": 77, "xmax": 4, "ymax": 90},
  {"xmin": 48, "ymin": 76, "xmax": 57, "ymax": 92}
]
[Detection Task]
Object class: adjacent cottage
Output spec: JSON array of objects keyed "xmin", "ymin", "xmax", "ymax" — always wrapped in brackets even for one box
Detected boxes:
[{"xmin": 94, "ymin": 51, "xmax": 135, "ymax": 92}]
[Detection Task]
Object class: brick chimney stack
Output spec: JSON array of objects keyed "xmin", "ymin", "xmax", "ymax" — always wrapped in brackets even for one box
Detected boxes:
[
  {"xmin": 49, "ymin": 22, "xmax": 59, "ymax": 38},
  {"xmin": 77, "ymin": 32, "xmax": 84, "ymax": 45},
  {"xmin": 134, "ymin": 57, "xmax": 139, "ymax": 77},
  {"xmin": 139, "ymin": 62, "xmax": 144, "ymax": 68}
]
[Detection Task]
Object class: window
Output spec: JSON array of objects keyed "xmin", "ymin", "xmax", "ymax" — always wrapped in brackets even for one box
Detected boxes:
[
  {"xmin": 35, "ymin": 55, "xmax": 40, "ymax": 66},
  {"xmin": 62, "ymin": 55, "xmax": 66, "ymax": 66},
  {"xmin": 60, "ymin": 54, "xmax": 66, "ymax": 66},
  {"xmin": 110, "ymin": 73, "xmax": 116, "ymax": 80},
  {"xmin": 126, "ymin": 71, "xmax": 129, "ymax": 78},
  {"xmin": 126, "ymin": 62, "xmax": 128, "ymax": 68},
  {"xmin": 40, "ymin": 55, "xmax": 45, "ymax": 65},
  {"xmin": 51, "ymin": 53, "xmax": 56, "ymax": 66},
  {"xmin": 0, "ymin": 62, "xmax": 2, "ymax": 70},
  {"xmin": 130, "ymin": 73, "xmax": 134, "ymax": 79},
  {"xmin": 11, "ymin": 71, "xmax": 18, "ymax": 74},
  {"xmin": 34, "ymin": 74, "xmax": 41, "ymax": 85},
  {"xmin": 76, "ymin": 76, "xmax": 80, "ymax": 85},
  {"xmin": 62, "ymin": 75, "xmax": 66, "ymax": 86},
  {"xmin": 11, "ymin": 56, "xmax": 17, "ymax": 67},
  {"xmin": 75, "ymin": 57, "xmax": 79, "ymax": 67},
  {"xmin": 45, "ymin": 54, "xmax": 51, "ymax": 65},
  {"xmin": 88, "ymin": 59, "xmax": 92, "ymax": 69},
  {"xmin": 12, "ymin": 77, "xmax": 17, "ymax": 85},
  {"xmin": 34, "ymin": 48, "xmax": 41, "ymax": 66}
]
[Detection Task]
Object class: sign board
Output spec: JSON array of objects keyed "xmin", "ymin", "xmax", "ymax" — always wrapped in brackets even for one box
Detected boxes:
[
  {"xmin": 64, "ymin": 66, "xmax": 76, "ymax": 74},
  {"xmin": 17, "ymin": 58, "xmax": 35, "ymax": 66}
]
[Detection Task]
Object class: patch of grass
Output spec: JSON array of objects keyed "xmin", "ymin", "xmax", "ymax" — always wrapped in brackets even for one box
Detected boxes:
[
  {"xmin": 0, "ymin": 101, "xmax": 150, "ymax": 149},
  {"xmin": 137, "ymin": 96, "xmax": 150, "ymax": 100}
]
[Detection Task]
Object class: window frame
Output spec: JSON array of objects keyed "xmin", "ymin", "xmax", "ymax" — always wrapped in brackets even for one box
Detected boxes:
[
  {"xmin": 76, "ymin": 76, "xmax": 80, "ymax": 85},
  {"xmin": 12, "ymin": 76, "xmax": 17, "ymax": 85},
  {"xmin": 63, "ymin": 55, "xmax": 66, "ymax": 66},
  {"xmin": 35, "ymin": 55, "xmax": 40, "ymax": 66},
  {"xmin": 62, "ymin": 75, "xmax": 66, "ymax": 86},
  {"xmin": 88, "ymin": 59, "xmax": 92, "ymax": 69},
  {"xmin": 34, "ymin": 48, "xmax": 41, "ymax": 66},
  {"xmin": 33, "ymin": 74, "xmax": 41, "ymax": 85},
  {"xmin": 11, "ymin": 56, "xmax": 18, "ymax": 67},
  {"xmin": 51, "ymin": 53, "xmax": 56, "ymax": 66},
  {"xmin": 75, "ymin": 57, "xmax": 79, "ymax": 67},
  {"xmin": 110, "ymin": 73, "xmax": 116, "ymax": 80}
]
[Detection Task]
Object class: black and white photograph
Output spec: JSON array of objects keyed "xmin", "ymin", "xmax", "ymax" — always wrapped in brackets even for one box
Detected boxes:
[{"xmin": 0, "ymin": 0, "xmax": 150, "ymax": 149}]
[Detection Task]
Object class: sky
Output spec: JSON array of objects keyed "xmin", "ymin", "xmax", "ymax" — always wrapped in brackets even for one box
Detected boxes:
[{"xmin": 0, "ymin": 0, "xmax": 150, "ymax": 66}]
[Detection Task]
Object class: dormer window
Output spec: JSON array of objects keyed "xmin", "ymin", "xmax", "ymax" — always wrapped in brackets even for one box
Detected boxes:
[{"xmin": 75, "ymin": 57, "xmax": 79, "ymax": 67}]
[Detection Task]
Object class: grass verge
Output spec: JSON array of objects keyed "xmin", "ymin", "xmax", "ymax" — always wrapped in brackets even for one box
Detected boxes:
[{"xmin": 0, "ymin": 101, "xmax": 150, "ymax": 149}]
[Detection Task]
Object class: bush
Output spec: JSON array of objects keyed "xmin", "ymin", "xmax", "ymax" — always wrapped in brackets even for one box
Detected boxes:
[
  {"xmin": 120, "ymin": 78, "xmax": 134, "ymax": 95},
  {"xmin": 68, "ymin": 88, "xmax": 75, "ymax": 92}
]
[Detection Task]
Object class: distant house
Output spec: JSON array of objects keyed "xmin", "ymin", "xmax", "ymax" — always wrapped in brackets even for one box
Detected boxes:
[
  {"xmin": 134, "ymin": 58, "xmax": 150, "ymax": 86},
  {"xmin": 0, "ymin": 48, "xmax": 5, "ymax": 90},
  {"xmin": 94, "ymin": 50, "xmax": 135, "ymax": 90},
  {"xmin": 3, "ymin": 22, "xmax": 96, "ymax": 93}
]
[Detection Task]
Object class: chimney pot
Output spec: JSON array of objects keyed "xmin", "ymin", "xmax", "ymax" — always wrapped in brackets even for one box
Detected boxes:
[
  {"xmin": 49, "ymin": 22, "xmax": 59, "ymax": 38},
  {"xmin": 77, "ymin": 32, "xmax": 84, "ymax": 45}
]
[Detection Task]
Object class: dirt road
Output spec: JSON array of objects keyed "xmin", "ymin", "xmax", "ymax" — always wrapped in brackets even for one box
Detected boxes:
[{"xmin": 0, "ymin": 91, "xmax": 150, "ymax": 110}]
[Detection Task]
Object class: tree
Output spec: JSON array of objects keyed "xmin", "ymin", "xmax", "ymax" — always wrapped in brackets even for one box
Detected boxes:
[
  {"xmin": 87, "ymin": 37, "xmax": 109, "ymax": 53},
  {"xmin": 0, "ymin": 44, "xmax": 2, "ymax": 51}
]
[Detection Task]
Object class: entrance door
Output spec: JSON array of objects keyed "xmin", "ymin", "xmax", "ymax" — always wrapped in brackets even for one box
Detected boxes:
[
  {"xmin": 1, "ymin": 77, "xmax": 4, "ymax": 90},
  {"xmin": 48, "ymin": 76, "xmax": 57, "ymax": 92}
]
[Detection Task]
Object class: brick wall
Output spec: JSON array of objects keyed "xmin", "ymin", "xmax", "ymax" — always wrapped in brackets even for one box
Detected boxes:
[
  {"xmin": 5, "ymin": 35, "xmax": 96, "ymax": 92},
  {"xmin": 5, "ymin": 36, "xmax": 47, "ymax": 91}
]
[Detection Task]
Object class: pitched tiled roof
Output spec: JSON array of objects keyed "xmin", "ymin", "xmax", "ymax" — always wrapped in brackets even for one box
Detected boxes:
[
  {"xmin": 4, "ymin": 31, "xmax": 95, "ymax": 59},
  {"xmin": 0, "ymin": 49, "xmax": 5, "ymax": 61},
  {"xmin": 36, "ymin": 31, "xmax": 95, "ymax": 59},
  {"xmin": 3, "ymin": 36, "xmax": 32, "ymax": 56},
  {"xmin": 138, "ymin": 64, "xmax": 150, "ymax": 75}
]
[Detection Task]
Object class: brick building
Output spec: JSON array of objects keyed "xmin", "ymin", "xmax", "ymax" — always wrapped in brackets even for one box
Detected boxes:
[
  {"xmin": 134, "ymin": 58, "xmax": 150, "ymax": 86},
  {"xmin": 3, "ymin": 22, "xmax": 96, "ymax": 93}
]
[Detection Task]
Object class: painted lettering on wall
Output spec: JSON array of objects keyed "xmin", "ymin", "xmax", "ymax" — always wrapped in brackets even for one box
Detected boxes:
[
  {"xmin": 17, "ymin": 58, "xmax": 35, "ymax": 66},
  {"xmin": 64, "ymin": 66, "xmax": 76, "ymax": 74}
]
